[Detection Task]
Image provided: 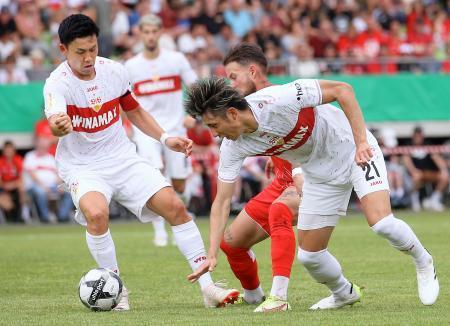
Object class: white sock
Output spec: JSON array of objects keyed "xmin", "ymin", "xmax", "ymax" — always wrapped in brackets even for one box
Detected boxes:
[
  {"xmin": 298, "ymin": 248, "xmax": 351, "ymax": 297},
  {"xmin": 270, "ymin": 276, "xmax": 289, "ymax": 300},
  {"xmin": 86, "ymin": 229, "xmax": 119, "ymax": 274},
  {"xmin": 171, "ymin": 220, "xmax": 213, "ymax": 290},
  {"xmin": 152, "ymin": 216, "xmax": 168, "ymax": 239},
  {"xmin": 371, "ymin": 214, "xmax": 432, "ymax": 269},
  {"xmin": 244, "ymin": 285, "xmax": 265, "ymax": 303}
]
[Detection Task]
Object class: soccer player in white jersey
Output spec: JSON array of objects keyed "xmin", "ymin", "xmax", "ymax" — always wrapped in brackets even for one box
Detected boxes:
[
  {"xmin": 217, "ymin": 44, "xmax": 304, "ymax": 312},
  {"xmin": 185, "ymin": 76, "xmax": 439, "ymax": 309},
  {"xmin": 125, "ymin": 14, "xmax": 197, "ymax": 247},
  {"xmin": 44, "ymin": 14, "xmax": 239, "ymax": 311}
]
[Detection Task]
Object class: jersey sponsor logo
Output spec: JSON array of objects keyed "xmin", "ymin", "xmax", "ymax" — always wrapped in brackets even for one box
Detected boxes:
[
  {"xmin": 133, "ymin": 75, "xmax": 182, "ymax": 96},
  {"xmin": 67, "ymin": 97, "xmax": 120, "ymax": 133},
  {"xmin": 261, "ymin": 107, "xmax": 315, "ymax": 156},
  {"xmin": 294, "ymin": 82, "xmax": 304, "ymax": 101},
  {"xmin": 370, "ymin": 180, "xmax": 383, "ymax": 187}
]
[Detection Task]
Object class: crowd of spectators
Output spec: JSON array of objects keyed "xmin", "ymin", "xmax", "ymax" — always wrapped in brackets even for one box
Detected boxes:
[{"xmin": 1, "ymin": 0, "xmax": 450, "ymax": 83}]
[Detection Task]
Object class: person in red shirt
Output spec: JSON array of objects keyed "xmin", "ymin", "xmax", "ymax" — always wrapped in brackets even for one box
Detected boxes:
[
  {"xmin": 187, "ymin": 119, "xmax": 219, "ymax": 204},
  {"xmin": 35, "ymin": 118, "xmax": 58, "ymax": 156},
  {"xmin": 0, "ymin": 140, "xmax": 25, "ymax": 222}
]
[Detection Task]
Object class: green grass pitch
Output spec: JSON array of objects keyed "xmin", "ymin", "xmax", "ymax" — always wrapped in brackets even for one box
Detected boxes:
[{"xmin": 1, "ymin": 211, "xmax": 449, "ymax": 325}]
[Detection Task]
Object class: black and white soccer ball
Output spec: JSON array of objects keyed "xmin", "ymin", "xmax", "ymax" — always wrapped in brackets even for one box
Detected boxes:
[{"xmin": 78, "ymin": 268, "xmax": 123, "ymax": 311}]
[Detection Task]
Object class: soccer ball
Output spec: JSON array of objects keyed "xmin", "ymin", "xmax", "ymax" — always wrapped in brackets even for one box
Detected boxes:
[{"xmin": 78, "ymin": 268, "xmax": 123, "ymax": 311}]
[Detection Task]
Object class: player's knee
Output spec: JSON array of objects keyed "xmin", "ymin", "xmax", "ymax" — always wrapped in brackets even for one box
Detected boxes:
[
  {"xmin": 220, "ymin": 238, "xmax": 248, "ymax": 257},
  {"xmin": 85, "ymin": 208, "xmax": 108, "ymax": 233},
  {"xmin": 164, "ymin": 197, "xmax": 190, "ymax": 225}
]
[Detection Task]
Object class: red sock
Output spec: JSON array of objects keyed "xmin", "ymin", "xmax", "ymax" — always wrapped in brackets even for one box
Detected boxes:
[
  {"xmin": 268, "ymin": 202, "xmax": 296, "ymax": 277},
  {"xmin": 220, "ymin": 239, "xmax": 260, "ymax": 290}
]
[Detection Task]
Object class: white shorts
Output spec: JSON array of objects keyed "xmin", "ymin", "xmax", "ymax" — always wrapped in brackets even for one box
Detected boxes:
[
  {"xmin": 298, "ymin": 137, "xmax": 389, "ymax": 229},
  {"xmin": 132, "ymin": 126, "xmax": 190, "ymax": 179},
  {"xmin": 65, "ymin": 155, "xmax": 171, "ymax": 226}
]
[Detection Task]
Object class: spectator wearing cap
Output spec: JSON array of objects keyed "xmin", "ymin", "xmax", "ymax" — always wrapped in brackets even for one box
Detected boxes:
[{"xmin": 403, "ymin": 127, "xmax": 449, "ymax": 212}]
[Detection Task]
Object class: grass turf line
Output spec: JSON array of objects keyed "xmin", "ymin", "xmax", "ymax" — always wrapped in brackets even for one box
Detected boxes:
[{"xmin": 0, "ymin": 211, "xmax": 449, "ymax": 325}]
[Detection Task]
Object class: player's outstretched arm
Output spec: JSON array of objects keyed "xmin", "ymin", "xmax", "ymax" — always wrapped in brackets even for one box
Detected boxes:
[
  {"xmin": 126, "ymin": 106, "xmax": 193, "ymax": 156},
  {"xmin": 318, "ymin": 80, "xmax": 373, "ymax": 166},
  {"xmin": 187, "ymin": 180, "xmax": 235, "ymax": 283},
  {"xmin": 48, "ymin": 113, "xmax": 73, "ymax": 137}
]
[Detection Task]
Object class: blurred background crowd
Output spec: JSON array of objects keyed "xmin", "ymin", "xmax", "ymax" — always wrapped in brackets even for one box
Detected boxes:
[
  {"xmin": 0, "ymin": 0, "xmax": 449, "ymax": 224},
  {"xmin": 1, "ymin": 0, "xmax": 450, "ymax": 84}
]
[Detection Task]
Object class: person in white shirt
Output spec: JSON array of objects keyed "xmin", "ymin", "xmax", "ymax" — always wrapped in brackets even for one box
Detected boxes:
[
  {"xmin": 184, "ymin": 76, "xmax": 439, "ymax": 310},
  {"xmin": 44, "ymin": 14, "xmax": 238, "ymax": 311},
  {"xmin": 125, "ymin": 14, "xmax": 197, "ymax": 247},
  {"xmin": 24, "ymin": 137, "xmax": 73, "ymax": 223}
]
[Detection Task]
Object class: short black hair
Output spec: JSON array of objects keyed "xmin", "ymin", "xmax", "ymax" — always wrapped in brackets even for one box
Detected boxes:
[
  {"xmin": 185, "ymin": 77, "xmax": 249, "ymax": 118},
  {"xmin": 58, "ymin": 14, "xmax": 99, "ymax": 46},
  {"xmin": 3, "ymin": 140, "xmax": 13, "ymax": 148},
  {"xmin": 223, "ymin": 43, "xmax": 268, "ymax": 72}
]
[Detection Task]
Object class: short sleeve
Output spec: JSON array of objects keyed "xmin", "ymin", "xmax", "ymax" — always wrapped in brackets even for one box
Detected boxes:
[
  {"xmin": 43, "ymin": 79, "xmax": 67, "ymax": 118},
  {"xmin": 118, "ymin": 63, "xmax": 139, "ymax": 111},
  {"xmin": 178, "ymin": 53, "xmax": 197, "ymax": 86},
  {"xmin": 287, "ymin": 79, "xmax": 322, "ymax": 108},
  {"xmin": 217, "ymin": 140, "xmax": 246, "ymax": 183}
]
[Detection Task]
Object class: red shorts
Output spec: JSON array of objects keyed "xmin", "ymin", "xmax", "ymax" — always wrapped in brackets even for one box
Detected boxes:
[{"xmin": 244, "ymin": 178, "xmax": 294, "ymax": 235}]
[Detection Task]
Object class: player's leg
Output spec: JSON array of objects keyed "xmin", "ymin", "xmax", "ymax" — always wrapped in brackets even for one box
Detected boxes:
[
  {"xmin": 422, "ymin": 171, "xmax": 447, "ymax": 211},
  {"xmin": 220, "ymin": 208, "xmax": 269, "ymax": 304},
  {"xmin": 133, "ymin": 126, "xmax": 169, "ymax": 246},
  {"xmin": 270, "ymin": 186, "xmax": 299, "ymax": 296},
  {"xmin": 254, "ymin": 185, "xmax": 299, "ymax": 312},
  {"xmin": 297, "ymin": 181, "xmax": 361, "ymax": 310},
  {"xmin": 70, "ymin": 175, "xmax": 130, "ymax": 311},
  {"xmin": 353, "ymin": 142, "xmax": 439, "ymax": 305},
  {"xmin": 80, "ymin": 192, "xmax": 118, "ymax": 272},
  {"xmin": 164, "ymin": 143, "xmax": 191, "ymax": 207},
  {"xmin": 147, "ymin": 187, "xmax": 239, "ymax": 307}
]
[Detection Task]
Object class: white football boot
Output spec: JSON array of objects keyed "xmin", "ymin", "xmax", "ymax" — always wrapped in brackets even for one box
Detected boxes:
[
  {"xmin": 202, "ymin": 281, "xmax": 240, "ymax": 308},
  {"xmin": 417, "ymin": 258, "xmax": 439, "ymax": 305},
  {"xmin": 309, "ymin": 283, "xmax": 362, "ymax": 310},
  {"xmin": 113, "ymin": 287, "xmax": 130, "ymax": 311}
]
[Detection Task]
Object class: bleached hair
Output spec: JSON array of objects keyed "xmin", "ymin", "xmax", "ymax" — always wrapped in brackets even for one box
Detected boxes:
[{"xmin": 185, "ymin": 77, "xmax": 249, "ymax": 118}]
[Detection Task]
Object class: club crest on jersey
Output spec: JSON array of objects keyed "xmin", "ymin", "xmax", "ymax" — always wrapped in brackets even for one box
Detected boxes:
[{"xmin": 91, "ymin": 104, "xmax": 102, "ymax": 112}]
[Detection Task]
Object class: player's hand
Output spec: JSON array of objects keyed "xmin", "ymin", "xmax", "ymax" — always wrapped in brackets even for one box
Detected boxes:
[
  {"xmin": 187, "ymin": 255, "xmax": 217, "ymax": 283},
  {"xmin": 355, "ymin": 142, "xmax": 373, "ymax": 167},
  {"xmin": 165, "ymin": 137, "xmax": 193, "ymax": 157},
  {"xmin": 54, "ymin": 113, "xmax": 73, "ymax": 136},
  {"xmin": 264, "ymin": 158, "xmax": 275, "ymax": 179}
]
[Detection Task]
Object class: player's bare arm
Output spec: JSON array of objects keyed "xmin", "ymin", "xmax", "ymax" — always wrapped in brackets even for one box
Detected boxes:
[
  {"xmin": 187, "ymin": 180, "xmax": 235, "ymax": 282},
  {"xmin": 318, "ymin": 80, "xmax": 372, "ymax": 166},
  {"xmin": 48, "ymin": 113, "xmax": 73, "ymax": 137},
  {"xmin": 125, "ymin": 106, "xmax": 193, "ymax": 157}
]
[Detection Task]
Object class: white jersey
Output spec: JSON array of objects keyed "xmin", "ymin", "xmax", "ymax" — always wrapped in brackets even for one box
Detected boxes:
[
  {"xmin": 218, "ymin": 79, "xmax": 359, "ymax": 185},
  {"xmin": 43, "ymin": 57, "xmax": 138, "ymax": 179},
  {"xmin": 124, "ymin": 49, "xmax": 197, "ymax": 132},
  {"xmin": 23, "ymin": 150, "xmax": 58, "ymax": 188}
]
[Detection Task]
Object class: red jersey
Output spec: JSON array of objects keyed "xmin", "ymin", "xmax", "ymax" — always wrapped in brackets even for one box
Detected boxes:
[{"xmin": 0, "ymin": 155, "xmax": 23, "ymax": 183}]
